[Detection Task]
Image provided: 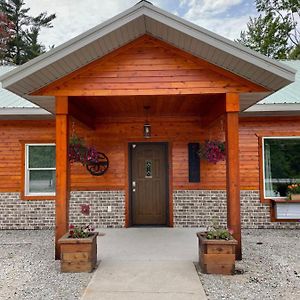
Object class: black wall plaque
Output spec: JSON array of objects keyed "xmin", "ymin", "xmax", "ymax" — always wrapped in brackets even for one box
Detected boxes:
[{"xmin": 188, "ymin": 143, "xmax": 200, "ymax": 182}]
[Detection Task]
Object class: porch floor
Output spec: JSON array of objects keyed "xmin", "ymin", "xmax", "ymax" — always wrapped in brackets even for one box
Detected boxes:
[{"xmin": 81, "ymin": 227, "xmax": 207, "ymax": 300}]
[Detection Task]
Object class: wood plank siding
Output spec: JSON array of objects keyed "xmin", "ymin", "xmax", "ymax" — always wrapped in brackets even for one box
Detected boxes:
[
  {"xmin": 1, "ymin": 117, "xmax": 300, "ymax": 195},
  {"xmin": 34, "ymin": 35, "xmax": 264, "ymax": 97},
  {"xmin": 0, "ymin": 120, "xmax": 55, "ymax": 193}
]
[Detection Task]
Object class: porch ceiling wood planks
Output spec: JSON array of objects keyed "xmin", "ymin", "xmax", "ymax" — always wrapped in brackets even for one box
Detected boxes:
[
  {"xmin": 68, "ymin": 94, "xmax": 222, "ymax": 119},
  {"xmin": 0, "ymin": 1, "xmax": 296, "ymax": 114}
]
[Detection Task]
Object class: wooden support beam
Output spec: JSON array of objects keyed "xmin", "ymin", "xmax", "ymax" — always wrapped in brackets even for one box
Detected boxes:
[
  {"xmin": 225, "ymin": 93, "xmax": 242, "ymax": 260},
  {"xmin": 55, "ymin": 96, "xmax": 70, "ymax": 260}
]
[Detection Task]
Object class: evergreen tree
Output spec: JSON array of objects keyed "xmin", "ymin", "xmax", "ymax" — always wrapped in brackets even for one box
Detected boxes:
[
  {"xmin": 24, "ymin": 27, "xmax": 45, "ymax": 61},
  {"xmin": 0, "ymin": 0, "xmax": 56, "ymax": 65},
  {"xmin": 289, "ymin": 44, "xmax": 300, "ymax": 59},
  {"xmin": 0, "ymin": 12, "xmax": 13, "ymax": 63},
  {"xmin": 237, "ymin": 0, "xmax": 300, "ymax": 59}
]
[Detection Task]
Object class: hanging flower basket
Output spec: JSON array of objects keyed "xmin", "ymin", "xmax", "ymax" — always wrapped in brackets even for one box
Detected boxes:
[
  {"xmin": 68, "ymin": 134, "xmax": 109, "ymax": 176},
  {"xmin": 199, "ymin": 140, "xmax": 226, "ymax": 164}
]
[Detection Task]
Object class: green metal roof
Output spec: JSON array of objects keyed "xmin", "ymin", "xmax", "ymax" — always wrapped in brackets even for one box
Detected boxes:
[
  {"xmin": 258, "ymin": 60, "xmax": 300, "ymax": 105},
  {"xmin": 0, "ymin": 66, "xmax": 37, "ymax": 108}
]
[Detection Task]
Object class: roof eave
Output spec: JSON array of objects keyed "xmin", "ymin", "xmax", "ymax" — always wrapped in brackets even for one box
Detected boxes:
[
  {"xmin": 143, "ymin": 4, "xmax": 296, "ymax": 84},
  {"xmin": 0, "ymin": 2, "xmax": 148, "ymax": 87},
  {"xmin": 0, "ymin": 107, "xmax": 53, "ymax": 118},
  {"xmin": 242, "ymin": 103, "xmax": 300, "ymax": 116}
]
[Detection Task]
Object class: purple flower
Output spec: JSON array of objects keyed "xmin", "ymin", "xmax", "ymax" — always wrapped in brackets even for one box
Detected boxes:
[
  {"xmin": 200, "ymin": 140, "xmax": 226, "ymax": 164},
  {"xmin": 68, "ymin": 135, "xmax": 100, "ymax": 166}
]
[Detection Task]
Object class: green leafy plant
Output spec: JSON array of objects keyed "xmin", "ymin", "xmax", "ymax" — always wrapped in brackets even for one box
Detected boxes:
[
  {"xmin": 205, "ymin": 221, "xmax": 234, "ymax": 240},
  {"xmin": 206, "ymin": 228, "xmax": 233, "ymax": 240},
  {"xmin": 236, "ymin": 0, "xmax": 300, "ymax": 59}
]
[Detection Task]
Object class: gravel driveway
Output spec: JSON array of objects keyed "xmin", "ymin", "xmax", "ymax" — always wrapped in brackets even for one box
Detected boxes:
[
  {"xmin": 0, "ymin": 230, "xmax": 92, "ymax": 300},
  {"xmin": 0, "ymin": 229, "xmax": 299, "ymax": 300},
  {"xmin": 198, "ymin": 229, "xmax": 300, "ymax": 300}
]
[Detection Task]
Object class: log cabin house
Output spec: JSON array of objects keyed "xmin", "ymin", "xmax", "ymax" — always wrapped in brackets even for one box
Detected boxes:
[{"xmin": 0, "ymin": 1, "xmax": 299, "ymax": 259}]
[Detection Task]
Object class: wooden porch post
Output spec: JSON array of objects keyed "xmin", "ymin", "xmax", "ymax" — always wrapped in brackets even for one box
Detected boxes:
[
  {"xmin": 55, "ymin": 96, "xmax": 70, "ymax": 260},
  {"xmin": 225, "ymin": 93, "xmax": 242, "ymax": 260}
]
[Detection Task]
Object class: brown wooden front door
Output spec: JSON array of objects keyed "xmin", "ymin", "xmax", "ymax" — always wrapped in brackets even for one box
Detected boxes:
[{"xmin": 130, "ymin": 143, "xmax": 168, "ymax": 225}]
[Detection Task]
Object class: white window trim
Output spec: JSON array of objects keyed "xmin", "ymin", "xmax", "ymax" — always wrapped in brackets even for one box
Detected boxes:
[
  {"xmin": 262, "ymin": 136, "xmax": 300, "ymax": 199},
  {"xmin": 25, "ymin": 143, "xmax": 56, "ymax": 196}
]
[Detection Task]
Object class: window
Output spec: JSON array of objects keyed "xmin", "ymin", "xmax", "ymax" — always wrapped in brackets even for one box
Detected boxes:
[
  {"xmin": 263, "ymin": 137, "xmax": 300, "ymax": 198},
  {"xmin": 25, "ymin": 144, "xmax": 56, "ymax": 196}
]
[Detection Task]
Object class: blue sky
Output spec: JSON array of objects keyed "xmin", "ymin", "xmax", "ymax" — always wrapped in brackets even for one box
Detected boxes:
[{"xmin": 25, "ymin": 0, "xmax": 258, "ymax": 48}]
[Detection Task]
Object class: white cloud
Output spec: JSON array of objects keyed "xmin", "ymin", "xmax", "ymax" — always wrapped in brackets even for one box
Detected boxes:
[
  {"xmin": 25, "ymin": 0, "xmax": 137, "ymax": 47},
  {"xmin": 183, "ymin": 0, "xmax": 242, "ymax": 18},
  {"xmin": 195, "ymin": 15, "xmax": 251, "ymax": 41},
  {"xmin": 23, "ymin": 0, "xmax": 252, "ymax": 47},
  {"xmin": 179, "ymin": 0, "xmax": 254, "ymax": 40},
  {"xmin": 179, "ymin": 0, "xmax": 190, "ymax": 7}
]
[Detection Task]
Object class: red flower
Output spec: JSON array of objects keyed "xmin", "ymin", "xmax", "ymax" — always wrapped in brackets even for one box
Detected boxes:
[
  {"xmin": 81, "ymin": 204, "xmax": 90, "ymax": 216},
  {"xmin": 69, "ymin": 224, "xmax": 74, "ymax": 229}
]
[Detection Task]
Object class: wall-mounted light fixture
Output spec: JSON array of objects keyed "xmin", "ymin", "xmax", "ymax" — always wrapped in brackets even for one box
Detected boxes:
[
  {"xmin": 143, "ymin": 106, "xmax": 151, "ymax": 138},
  {"xmin": 144, "ymin": 123, "xmax": 151, "ymax": 138}
]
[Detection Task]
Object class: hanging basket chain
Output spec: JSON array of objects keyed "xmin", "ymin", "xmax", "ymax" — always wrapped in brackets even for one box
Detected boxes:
[{"xmin": 71, "ymin": 121, "xmax": 76, "ymax": 137}]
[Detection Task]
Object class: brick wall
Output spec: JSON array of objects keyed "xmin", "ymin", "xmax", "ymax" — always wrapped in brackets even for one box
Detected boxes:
[
  {"xmin": 240, "ymin": 190, "xmax": 300, "ymax": 229},
  {"xmin": 0, "ymin": 190, "xmax": 299, "ymax": 229},
  {"xmin": 0, "ymin": 191, "xmax": 125, "ymax": 229},
  {"xmin": 0, "ymin": 193, "xmax": 55, "ymax": 229},
  {"xmin": 69, "ymin": 191, "xmax": 125, "ymax": 228},
  {"xmin": 173, "ymin": 190, "xmax": 227, "ymax": 227},
  {"xmin": 173, "ymin": 190, "xmax": 300, "ymax": 229}
]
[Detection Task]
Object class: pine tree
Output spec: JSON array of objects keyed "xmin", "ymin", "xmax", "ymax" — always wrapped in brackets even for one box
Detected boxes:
[
  {"xmin": 0, "ymin": 0, "xmax": 56, "ymax": 65},
  {"xmin": 0, "ymin": 12, "xmax": 13, "ymax": 63},
  {"xmin": 237, "ymin": 0, "xmax": 300, "ymax": 59},
  {"xmin": 24, "ymin": 27, "xmax": 45, "ymax": 61}
]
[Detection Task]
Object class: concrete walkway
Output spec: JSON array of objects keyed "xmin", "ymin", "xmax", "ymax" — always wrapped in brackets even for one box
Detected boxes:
[{"xmin": 81, "ymin": 228, "xmax": 207, "ymax": 300}]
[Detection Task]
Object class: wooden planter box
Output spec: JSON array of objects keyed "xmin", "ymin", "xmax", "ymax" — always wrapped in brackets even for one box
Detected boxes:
[
  {"xmin": 58, "ymin": 232, "xmax": 98, "ymax": 273},
  {"xmin": 197, "ymin": 232, "xmax": 237, "ymax": 275},
  {"xmin": 290, "ymin": 194, "xmax": 300, "ymax": 201}
]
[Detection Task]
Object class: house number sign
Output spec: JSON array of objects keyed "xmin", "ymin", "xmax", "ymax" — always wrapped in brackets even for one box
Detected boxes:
[{"xmin": 145, "ymin": 160, "xmax": 152, "ymax": 178}]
